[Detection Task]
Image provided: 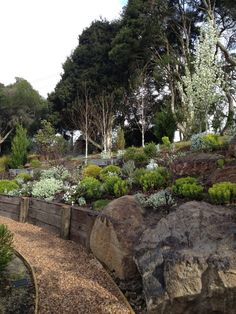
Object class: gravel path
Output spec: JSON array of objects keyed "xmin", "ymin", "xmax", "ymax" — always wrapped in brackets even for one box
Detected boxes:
[{"xmin": 0, "ymin": 217, "xmax": 132, "ymax": 314}]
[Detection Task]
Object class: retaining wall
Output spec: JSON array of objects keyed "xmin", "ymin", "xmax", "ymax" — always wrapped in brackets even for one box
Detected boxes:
[{"xmin": 0, "ymin": 194, "xmax": 99, "ymax": 250}]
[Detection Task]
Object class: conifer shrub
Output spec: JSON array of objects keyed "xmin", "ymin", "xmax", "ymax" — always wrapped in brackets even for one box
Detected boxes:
[
  {"xmin": 173, "ymin": 177, "xmax": 203, "ymax": 199},
  {"xmin": 208, "ymin": 182, "xmax": 236, "ymax": 204},
  {"xmin": 10, "ymin": 125, "xmax": 29, "ymax": 168}
]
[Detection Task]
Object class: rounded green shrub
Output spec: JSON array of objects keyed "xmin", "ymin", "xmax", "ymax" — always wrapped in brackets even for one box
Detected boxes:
[
  {"xmin": 102, "ymin": 176, "xmax": 121, "ymax": 195},
  {"xmin": 78, "ymin": 177, "xmax": 102, "ymax": 200},
  {"xmin": 0, "ymin": 156, "xmax": 10, "ymax": 172},
  {"xmin": 162, "ymin": 136, "xmax": 171, "ymax": 146},
  {"xmin": 123, "ymin": 147, "xmax": 148, "ymax": 166},
  {"xmin": 100, "ymin": 165, "xmax": 121, "ymax": 181},
  {"xmin": 15, "ymin": 173, "xmax": 32, "ymax": 183},
  {"xmin": 173, "ymin": 177, "xmax": 203, "ymax": 199},
  {"xmin": 144, "ymin": 142, "xmax": 157, "ymax": 158},
  {"xmin": 0, "ymin": 180, "xmax": 19, "ymax": 194},
  {"xmin": 83, "ymin": 164, "xmax": 102, "ymax": 179},
  {"xmin": 30, "ymin": 159, "xmax": 41, "ymax": 168},
  {"xmin": 0, "ymin": 224, "xmax": 14, "ymax": 272},
  {"xmin": 139, "ymin": 171, "xmax": 166, "ymax": 192},
  {"xmin": 208, "ymin": 182, "xmax": 236, "ymax": 204}
]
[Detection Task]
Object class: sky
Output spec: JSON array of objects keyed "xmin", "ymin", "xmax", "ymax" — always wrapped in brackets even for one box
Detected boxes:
[{"xmin": 0, "ymin": 0, "xmax": 127, "ymax": 98}]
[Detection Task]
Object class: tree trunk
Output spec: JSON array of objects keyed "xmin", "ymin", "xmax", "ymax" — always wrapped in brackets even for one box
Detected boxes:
[{"xmin": 221, "ymin": 92, "xmax": 235, "ymax": 135}]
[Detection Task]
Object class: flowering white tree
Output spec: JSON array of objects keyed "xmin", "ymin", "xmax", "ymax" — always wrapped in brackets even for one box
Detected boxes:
[{"xmin": 178, "ymin": 19, "xmax": 224, "ymax": 134}]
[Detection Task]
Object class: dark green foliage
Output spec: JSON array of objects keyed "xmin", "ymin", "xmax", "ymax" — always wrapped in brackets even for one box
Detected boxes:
[
  {"xmin": 77, "ymin": 177, "xmax": 102, "ymax": 200},
  {"xmin": 123, "ymin": 146, "xmax": 148, "ymax": 166},
  {"xmin": 0, "ymin": 180, "xmax": 19, "ymax": 194},
  {"xmin": 92, "ymin": 199, "xmax": 111, "ymax": 211},
  {"xmin": 173, "ymin": 177, "xmax": 204, "ymax": 199},
  {"xmin": 0, "ymin": 224, "xmax": 14, "ymax": 272},
  {"xmin": 100, "ymin": 165, "xmax": 121, "ymax": 181},
  {"xmin": 10, "ymin": 125, "xmax": 29, "ymax": 169},
  {"xmin": 208, "ymin": 182, "xmax": 236, "ymax": 204},
  {"xmin": 153, "ymin": 107, "xmax": 177, "ymax": 143},
  {"xmin": 144, "ymin": 142, "xmax": 157, "ymax": 158}
]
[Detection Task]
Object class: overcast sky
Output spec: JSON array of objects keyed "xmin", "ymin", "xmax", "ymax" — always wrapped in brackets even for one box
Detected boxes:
[{"xmin": 0, "ymin": 0, "xmax": 127, "ymax": 98}]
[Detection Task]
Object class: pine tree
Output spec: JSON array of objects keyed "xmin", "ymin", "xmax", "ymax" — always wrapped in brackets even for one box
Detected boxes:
[{"xmin": 10, "ymin": 125, "xmax": 29, "ymax": 168}]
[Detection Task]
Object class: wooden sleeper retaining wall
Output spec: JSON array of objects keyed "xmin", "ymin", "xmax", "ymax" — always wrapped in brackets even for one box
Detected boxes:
[{"xmin": 0, "ymin": 194, "xmax": 99, "ymax": 250}]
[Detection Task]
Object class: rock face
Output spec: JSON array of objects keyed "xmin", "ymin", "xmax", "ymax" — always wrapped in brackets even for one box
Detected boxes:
[
  {"xmin": 135, "ymin": 201, "xmax": 236, "ymax": 314},
  {"xmin": 229, "ymin": 135, "xmax": 236, "ymax": 157},
  {"xmin": 170, "ymin": 153, "xmax": 224, "ymax": 178},
  {"xmin": 207, "ymin": 165, "xmax": 236, "ymax": 185},
  {"xmin": 90, "ymin": 195, "xmax": 144, "ymax": 280}
]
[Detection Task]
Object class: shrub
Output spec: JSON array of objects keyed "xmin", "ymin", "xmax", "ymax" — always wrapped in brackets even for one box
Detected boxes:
[
  {"xmin": 173, "ymin": 177, "xmax": 203, "ymax": 199},
  {"xmin": 0, "ymin": 224, "xmax": 14, "ymax": 272},
  {"xmin": 92, "ymin": 199, "xmax": 110, "ymax": 211},
  {"xmin": 77, "ymin": 177, "xmax": 102, "ymax": 200},
  {"xmin": 83, "ymin": 164, "xmax": 102, "ymax": 179},
  {"xmin": 133, "ymin": 168, "xmax": 148, "ymax": 186},
  {"xmin": 100, "ymin": 165, "xmax": 121, "ymax": 181},
  {"xmin": 123, "ymin": 146, "xmax": 148, "ymax": 166},
  {"xmin": 40, "ymin": 166, "xmax": 70, "ymax": 181},
  {"xmin": 27, "ymin": 154, "xmax": 40, "ymax": 162},
  {"xmin": 116, "ymin": 128, "xmax": 125, "ymax": 150},
  {"xmin": 32, "ymin": 178, "xmax": 63, "ymax": 201},
  {"xmin": 0, "ymin": 156, "xmax": 10, "ymax": 172},
  {"xmin": 0, "ymin": 180, "xmax": 19, "ymax": 194},
  {"xmin": 191, "ymin": 132, "xmax": 220, "ymax": 151},
  {"xmin": 30, "ymin": 159, "xmax": 41, "ymax": 168},
  {"xmin": 162, "ymin": 136, "xmax": 171, "ymax": 146},
  {"xmin": 208, "ymin": 182, "xmax": 236, "ymax": 204},
  {"xmin": 144, "ymin": 142, "xmax": 157, "ymax": 158},
  {"xmin": 135, "ymin": 189, "xmax": 174, "ymax": 209},
  {"xmin": 114, "ymin": 179, "xmax": 129, "ymax": 197},
  {"xmin": 15, "ymin": 173, "xmax": 32, "ymax": 184},
  {"xmin": 102, "ymin": 176, "xmax": 121, "ymax": 195},
  {"xmin": 139, "ymin": 171, "xmax": 166, "ymax": 192},
  {"xmin": 10, "ymin": 125, "xmax": 29, "ymax": 168},
  {"xmin": 122, "ymin": 160, "xmax": 136, "ymax": 178},
  {"xmin": 217, "ymin": 158, "xmax": 225, "ymax": 169}
]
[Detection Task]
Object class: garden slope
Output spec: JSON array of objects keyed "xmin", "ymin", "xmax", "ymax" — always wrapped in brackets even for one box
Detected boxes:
[{"xmin": 0, "ymin": 216, "xmax": 131, "ymax": 314}]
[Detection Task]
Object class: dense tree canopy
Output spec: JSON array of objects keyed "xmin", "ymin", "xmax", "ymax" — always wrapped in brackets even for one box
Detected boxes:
[{"xmin": 49, "ymin": 0, "xmax": 236, "ymax": 145}]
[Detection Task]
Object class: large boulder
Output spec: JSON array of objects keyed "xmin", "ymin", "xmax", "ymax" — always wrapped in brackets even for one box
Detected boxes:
[
  {"xmin": 170, "ymin": 153, "xmax": 224, "ymax": 178},
  {"xmin": 90, "ymin": 195, "xmax": 144, "ymax": 280},
  {"xmin": 135, "ymin": 201, "xmax": 236, "ymax": 314}
]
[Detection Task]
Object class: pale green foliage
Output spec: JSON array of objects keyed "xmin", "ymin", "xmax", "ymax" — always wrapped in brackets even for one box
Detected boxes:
[
  {"xmin": 32, "ymin": 178, "xmax": 63, "ymax": 201},
  {"xmin": 40, "ymin": 166, "xmax": 70, "ymax": 181},
  {"xmin": 178, "ymin": 19, "xmax": 224, "ymax": 135}
]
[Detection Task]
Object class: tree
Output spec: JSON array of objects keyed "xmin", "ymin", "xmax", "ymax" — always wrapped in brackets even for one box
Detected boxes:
[
  {"xmin": 178, "ymin": 19, "xmax": 224, "ymax": 133},
  {"xmin": 10, "ymin": 125, "xmax": 29, "ymax": 168},
  {"xmin": 116, "ymin": 128, "xmax": 126, "ymax": 150},
  {"xmin": 35, "ymin": 120, "xmax": 57, "ymax": 160},
  {"xmin": 0, "ymin": 78, "xmax": 48, "ymax": 152}
]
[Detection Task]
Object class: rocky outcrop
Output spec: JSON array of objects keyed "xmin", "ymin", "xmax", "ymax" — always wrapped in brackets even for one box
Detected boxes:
[
  {"xmin": 207, "ymin": 165, "xmax": 236, "ymax": 186},
  {"xmin": 90, "ymin": 195, "xmax": 144, "ymax": 280},
  {"xmin": 229, "ymin": 135, "xmax": 236, "ymax": 157},
  {"xmin": 135, "ymin": 201, "xmax": 236, "ymax": 314},
  {"xmin": 170, "ymin": 153, "xmax": 224, "ymax": 178}
]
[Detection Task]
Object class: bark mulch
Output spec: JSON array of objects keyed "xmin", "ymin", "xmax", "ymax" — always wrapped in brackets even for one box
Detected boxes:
[{"xmin": 0, "ymin": 217, "xmax": 131, "ymax": 314}]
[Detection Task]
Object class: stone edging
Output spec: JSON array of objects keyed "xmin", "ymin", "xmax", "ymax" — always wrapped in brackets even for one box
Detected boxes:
[
  {"xmin": 93, "ymin": 257, "xmax": 136, "ymax": 314},
  {"xmin": 14, "ymin": 249, "xmax": 39, "ymax": 314}
]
